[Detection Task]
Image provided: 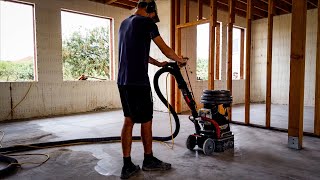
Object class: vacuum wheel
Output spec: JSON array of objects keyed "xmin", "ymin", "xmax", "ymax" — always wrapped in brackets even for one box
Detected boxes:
[
  {"xmin": 186, "ymin": 135, "xmax": 196, "ymax": 150},
  {"xmin": 203, "ymin": 138, "xmax": 215, "ymax": 155}
]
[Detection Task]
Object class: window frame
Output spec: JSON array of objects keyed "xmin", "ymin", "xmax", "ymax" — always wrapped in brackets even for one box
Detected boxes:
[
  {"xmin": 60, "ymin": 9, "xmax": 114, "ymax": 81},
  {"xmin": 0, "ymin": 0, "xmax": 37, "ymax": 82}
]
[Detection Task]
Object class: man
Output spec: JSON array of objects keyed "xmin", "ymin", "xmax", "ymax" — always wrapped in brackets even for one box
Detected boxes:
[{"xmin": 117, "ymin": 0, "xmax": 187, "ymax": 179}]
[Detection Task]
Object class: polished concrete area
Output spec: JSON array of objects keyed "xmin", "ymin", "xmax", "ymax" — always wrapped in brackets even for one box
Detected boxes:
[
  {"xmin": 1, "ymin": 109, "xmax": 320, "ymax": 180},
  {"xmin": 232, "ymin": 103, "xmax": 315, "ymax": 133}
]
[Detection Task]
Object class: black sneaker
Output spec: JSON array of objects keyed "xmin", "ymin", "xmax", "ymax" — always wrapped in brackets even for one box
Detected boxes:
[
  {"xmin": 142, "ymin": 157, "xmax": 171, "ymax": 171},
  {"xmin": 120, "ymin": 164, "xmax": 140, "ymax": 179}
]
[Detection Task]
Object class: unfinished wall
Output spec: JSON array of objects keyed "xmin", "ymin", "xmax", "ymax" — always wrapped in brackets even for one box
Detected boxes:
[
  {"xmin": 179, "ymin": 1, "xmax": 247, "ymax": 112},
  {"xmin": 251, "ymin": 9, "xmax": 318, "ymax": 106},
  {"xmin": 0, "ymin": 0, "xmax": 172, "ymax": 121},
  {"xmin": 148, "ymin": 0, "xmax": 172, "ymax": 112}
]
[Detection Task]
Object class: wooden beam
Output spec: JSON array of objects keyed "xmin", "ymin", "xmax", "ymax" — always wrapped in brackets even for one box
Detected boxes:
[
  {"xmin": 170, "ymin": 0, "xmax": 176, "ymax": 110},
  {"xmin": 288, "ymin": 0, "xmax": 307, "ymax": 150},
  {"xmin": 245, "ymin": 0, "xmax": 252, "ymax": 125},
  {"xmin": 176, "ymin": 19, "xmax": 210, "ymax": 29},
  {"xmin": 262, "ymin": 0, "xmax": 291, "ymax": 13},
  {"xmin": 266, "ymin": 0, "xmax": 274, "ymax": 128},
  {"xmin": 308, "ymin": 0, "xmax": 318, "ymax": 8},
  {"xmin": 198, "ymin": 0, "xmax": 203, "ymax": 20},
  {"xmin": 184, "ymin": 0, "xmax": 190, "ymax": 23},
  {"xmin": 109, "ymin": 2, "xmax": 133, "ymax": 9},
  {"xmin": 218, "ymin": 2, "xmax": 247, "ymax": 18},
  {"xmin": 175, "ymin": 0, "xmax": 182, "ymax": 113},
  {"xmin": 208, "ymin": 0, "xmax": 217, "ymax": 90},
  {"xmin": 240, "ymin": 28, "xmax": 245, "ymax": 79},
  {"xmin": 220, "ymin": 0, "xmax": 268, "ymax": 18},
  {"xmin": 106, "ymin": 0, "xmax": 118, "ymax": 4},
  {"xmin": 115, "ymin": 0, "xmax": 137, "ymax": 7},
  {"xmin": 281, "ymin": 0, "xmax": 292, "ymax": 5},
  {"xmin": 227, "ymin": 0, "xmax": 235, "ymax": 121},
  {"xmin": 216, "ymin": 23, "xmax": 221, "ymax": 80},
  {"xmin": 314, "ymin": 0, "xmax": 320, "ymax": 135}
]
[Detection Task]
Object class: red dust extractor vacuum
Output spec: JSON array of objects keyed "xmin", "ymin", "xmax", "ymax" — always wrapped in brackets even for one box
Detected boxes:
[
  {"xmin": 153, "ymin": 62, "xmax": 234, "ymax": 155},
  {"xmin": 186, "ymin": 90, "xmax": 234, "ymax": 155}
]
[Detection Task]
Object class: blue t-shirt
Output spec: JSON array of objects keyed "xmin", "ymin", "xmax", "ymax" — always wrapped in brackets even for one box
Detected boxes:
[{"xmin": 117, "ymin": 15, "xmax": 160, "ymax": 86}]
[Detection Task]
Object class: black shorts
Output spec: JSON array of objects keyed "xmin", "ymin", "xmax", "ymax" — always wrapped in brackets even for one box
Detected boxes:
[{"xmin": 118, "ymin": 85, "xmax": 153, "ymax": 123}]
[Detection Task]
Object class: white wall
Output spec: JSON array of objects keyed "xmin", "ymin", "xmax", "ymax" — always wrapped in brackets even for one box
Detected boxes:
[
  {"xmin": 251, "ymin": 9, "xmax": 318, "ymax": 106},
  {"xmin": 0, "ymin": 0, "xmax": 173, "ymax": 121}
]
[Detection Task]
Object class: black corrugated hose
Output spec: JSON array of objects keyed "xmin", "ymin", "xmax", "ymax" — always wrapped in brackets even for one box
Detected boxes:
[{"xmin": 0, "ymin": 63, "xmax": 181, "ymax": 178}]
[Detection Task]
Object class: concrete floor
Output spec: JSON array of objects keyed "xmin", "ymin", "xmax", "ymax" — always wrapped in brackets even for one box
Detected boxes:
[
  {"xmin": 232, "ymin": 103, "xmax": 315, "ymax": 133},
  {"xmin": 1, "ymin": 109, "xmax": 320, "ymax": 180}
]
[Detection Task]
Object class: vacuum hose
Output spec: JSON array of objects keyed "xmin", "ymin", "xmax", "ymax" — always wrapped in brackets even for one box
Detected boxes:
[{"xmin": 0, "ymin": 63, "xmax": 181, "ymax": 177}]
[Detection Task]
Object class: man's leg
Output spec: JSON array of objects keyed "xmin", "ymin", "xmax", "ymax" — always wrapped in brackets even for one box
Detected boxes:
[
  {"xmin": 141, "ymin": 120, "xmax": 153, "ymax": 154},
  {"xmin": 120, "ymin": 117, "xmax": 140, "ymax": 179},
  {"xmin": 122, "ymin": 117, "xmax": 134, "ymax": 157},
  {"xmin": 141, "ymin": 120, "xmax": 171, "ymax": 171}
]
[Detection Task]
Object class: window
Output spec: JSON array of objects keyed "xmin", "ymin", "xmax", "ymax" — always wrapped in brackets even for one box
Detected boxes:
[
  {"xmin": 196, "ymin": 22, "xmax": 222, "ymax": 81},
  {"xmin": 232, "ymin": 27, "xmax": 245, "ymax": 80},
  {"xmin": 61, "ymin": 10, "xmax": 112, "ymax": 81},
  {"xmin": 0, "ymin": 1, "xmax": 36, "ymax": 82}
]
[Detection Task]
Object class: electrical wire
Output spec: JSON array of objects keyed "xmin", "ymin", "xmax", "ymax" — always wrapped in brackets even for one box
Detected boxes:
[
  {"xmin": 6, "ymin": 83, "xmax": 33, "ymax": 119},
  {"xmin": 8, "ymin": 153, "xmax": 50, "ymax": 168},
  {"xmin": 0, "ymin": 131, "xmax": 50, "ymax": 172}
]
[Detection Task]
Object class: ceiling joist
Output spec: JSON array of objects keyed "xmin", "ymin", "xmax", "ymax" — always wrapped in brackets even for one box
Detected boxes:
[{"xmin": 90, "ymin": 0, "xmax": 319, "ymax": 20}]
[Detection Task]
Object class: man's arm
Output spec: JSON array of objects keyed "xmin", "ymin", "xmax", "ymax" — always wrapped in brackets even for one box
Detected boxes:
[
  {"xmin": 149, "ymin": 56, "xmax": 167, "ymax": 67},
  {"xmin": 152, "ymin": 36, "xmax": 186, "ymax": 64}
]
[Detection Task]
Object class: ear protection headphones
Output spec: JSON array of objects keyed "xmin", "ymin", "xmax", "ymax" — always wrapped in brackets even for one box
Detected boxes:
[
  {"xmin": 146, "ymin": 1, "xmax": 156, "ymax": 13},
  {"xmin": 139, "ymin": 1, "xmax": 156, "ymax": 13}
]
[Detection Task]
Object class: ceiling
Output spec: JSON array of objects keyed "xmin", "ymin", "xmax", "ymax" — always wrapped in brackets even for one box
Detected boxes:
[{"xmin": 90, "ymin": 0, "xmax": 318, "ymax": 20}]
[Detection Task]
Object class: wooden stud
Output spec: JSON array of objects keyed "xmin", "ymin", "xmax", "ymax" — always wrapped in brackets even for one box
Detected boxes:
[
  {"xmin": 170, "ymin": 0, "xmax": 176, "ymax": 109},
  {"xmin": 227, "ymin": 0, "xmax": 234, "ymax": 91},
  {"xmin": 198, "ymin": 0, "xmax": 203, "ymax": 20},
  {"xmin": 208, "ymin": 0, "xmax": 217, "ymax": 90},
  {"xmin": 245, "ymin": 0, "xmax": 252, "ymax": 125},
  {"xmin": 175, "ymin": 0, "xmax": 182, "ymax": 113},
  {"xmin": 288, "ymin": 0, "xmax": 307, "ymax": 149},
  {"xmin": 266, "ymin": 0, "xmax": 274, "ymax": 128},
  {"xmin": 227, "ymin": 0, "xmax": 235, "ymax": 121},
  {"xmin": 240, "ymin": 28, "xmax": 245, "ymax": 79},
  {"xmin": 184, "ymin": 0, "xmax": 190, "ymax": 23},
  {"xmin": 314, "ymin": 0, "xmax": 320, "ymax": 136},
  {"xmin": 216, "ymin": 23, "xmax": 221, "ymax": 80}
]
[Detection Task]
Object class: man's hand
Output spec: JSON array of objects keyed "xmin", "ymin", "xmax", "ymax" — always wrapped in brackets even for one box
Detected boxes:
[{"xmin": 178, "ymin": 56, "xmax": 188, "ymax": 67}]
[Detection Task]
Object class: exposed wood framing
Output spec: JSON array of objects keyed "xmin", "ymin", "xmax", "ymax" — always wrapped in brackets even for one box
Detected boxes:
[
  {"xmin": 106, "ymin": 0, "xmax": 118, "ymax": 4},
  {"xmin": 240, "ymin": 28, "xmax": 245, "ymax": 79},
  {"xmin": 288, "ymin": 0, "xmax": 307, "ymax": 149},
  {"xmin": 208, "ymin": 0, "xmax": 217, "ymax": 89},
  {"xmin": 175, "ymin": 0, "xmax": 182, "ymax": 113},
  {"xmin": 227, "ymin": 0, "xmax": 235, "ymax": 121},
  {"xmin": 176, "ymin": 19, "xmax": 210, "ymax": 29},
  {"xmin": 266, "ymin": 0, "xmax": 274, "ymax": 128},
  {"xmin": 108, "ymin": 2, "xmax": 132, "ymax": 9},
  {"xmin": 315, "ymin": 0, "xmax": 320, "ymax": 135},
  {"xmin": 245, "ymin": 0, "xmax": 252, "ymax": 125},
  {"xmin": 184, "ymin": 0, "xmax": 190, "ymax": 23},
  {"xmin": 198, "ymin": 0, "xmax": 203, "ymax": 20},
  {"xmin": 227, "ymin": 0, "xmax": 234, "ymax": 91},
  {"xmin": 216, "ymin": 23, "xmax": 221, "ymax": 80},
  {"xmin": 115, "ymin": 0, "xmax": 136, "ymax": 7},
  {"xmin": 170, "ymin": 0, "xmax": 176, "ymax": 109}
]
